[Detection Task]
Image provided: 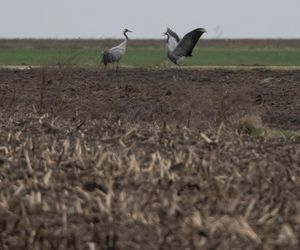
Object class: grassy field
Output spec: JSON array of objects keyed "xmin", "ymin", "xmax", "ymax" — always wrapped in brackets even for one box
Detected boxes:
[{"xmin": 1, "ymin": 47, "xmax": 300, "ymax": 67}]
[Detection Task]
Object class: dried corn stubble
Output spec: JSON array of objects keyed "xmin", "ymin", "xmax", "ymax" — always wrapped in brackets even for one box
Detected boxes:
[{"xmin": 0, "ymin": 68, "xmax": 300, "ymax": 249}]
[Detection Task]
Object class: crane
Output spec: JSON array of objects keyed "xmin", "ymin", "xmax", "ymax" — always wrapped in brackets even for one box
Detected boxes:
[
  {"xmin": 163, "ymin": 27, "xmax": 206, "ymax": 66},
  {"xmin": 101, "ymin": 28, "xmax": 132, "ymax": 77}
]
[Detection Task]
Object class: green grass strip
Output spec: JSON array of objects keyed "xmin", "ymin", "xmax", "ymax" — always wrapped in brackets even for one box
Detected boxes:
[{"xmin": 1, "ymin": 47, "xmax": 300, "ymax": 67}]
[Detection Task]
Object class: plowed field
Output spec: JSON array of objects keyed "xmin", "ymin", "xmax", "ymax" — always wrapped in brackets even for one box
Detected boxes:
[{"xmin": 0, "ymin": 67, "xmax": 300, "ymax": 249}]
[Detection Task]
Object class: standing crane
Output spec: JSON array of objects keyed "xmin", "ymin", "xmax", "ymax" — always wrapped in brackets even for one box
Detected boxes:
[
  {"xmin": 101, "ymin": 28, "xmax": 132, "ymax": 77},
  {"xmin": 163, "ymin": 27, "xmax": 207, "ymax": 66}
]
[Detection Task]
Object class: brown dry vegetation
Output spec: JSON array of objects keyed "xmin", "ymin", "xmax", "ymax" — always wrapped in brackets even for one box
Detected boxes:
[
  {"xmin": 0, "ymin": 67, "xmax": 300, "ymax": 249},
  {"xmin": 1, "ymin": 38, "xmax": 300, "ymax": 49}
]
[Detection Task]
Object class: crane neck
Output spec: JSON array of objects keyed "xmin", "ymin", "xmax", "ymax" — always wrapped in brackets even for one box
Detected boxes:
[
  {"xmin": 123, "ymin": 31, "xmax": 129, "ymax": 40},
  {"xmin": 166, "ymin": 34, "xmax": 170, "ymax": 43}
]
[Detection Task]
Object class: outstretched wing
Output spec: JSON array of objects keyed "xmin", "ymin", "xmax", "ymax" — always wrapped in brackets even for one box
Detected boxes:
[
  {"xmin": 167, "ymin": 27, "xmax": 180, "ymax": 43},
  {"xmin": 173, "ymin": 28, "xmax": 206, "ymax": 57}
]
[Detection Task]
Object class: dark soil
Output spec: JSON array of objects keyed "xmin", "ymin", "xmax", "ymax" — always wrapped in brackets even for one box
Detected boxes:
[
  {"xmin": 0, "ymin": 67, "xmax": 300, "ymax": 249},
  {"xmin": 1, "ymin": 67, "xmax": 299, "ymax": 130}
]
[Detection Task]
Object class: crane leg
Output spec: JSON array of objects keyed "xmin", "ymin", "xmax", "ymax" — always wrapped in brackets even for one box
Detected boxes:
[
  {"xmin": 116, "ymin": 62, "xmax": 120, "ymax": 82},
  {"xmin": 109, "ymin": 64, "xmax": 114, "ymax": 80},
  {"xmin": 102, "ymin": 62, "xmax": 107, "ymax": 74},
  {"xmin": 174, "ymin": 64, "xmax": 181, "ymax": 81}
]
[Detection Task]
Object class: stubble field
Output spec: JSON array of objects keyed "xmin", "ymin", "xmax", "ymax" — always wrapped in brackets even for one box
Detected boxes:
[{"xmin": 0, "ymin": 39, "xmax": 300, "ymax": 249}]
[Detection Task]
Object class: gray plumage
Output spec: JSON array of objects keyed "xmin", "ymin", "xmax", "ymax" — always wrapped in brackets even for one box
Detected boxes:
[
  {"xmin": 101, "ymin": 28, "xmax": 132, "ymax": 68},
  {"xmin": 101, "ymin": 50, "xmax": 114, "ymax": 66},
  {"xmin": 167, "ymin": 27, "xmax": 180, "ymax": 43},
  {"xmin": 164, "ymin": 27, "xmax": 207, "ymax": 65}
]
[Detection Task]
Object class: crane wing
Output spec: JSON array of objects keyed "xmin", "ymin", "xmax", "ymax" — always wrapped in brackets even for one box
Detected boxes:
[
  {"xmin": 168, "ymin": 35, "xmax": 178, "ymax": 52},
  {"xmin": 101, "ymin": 50, "xmax": 114, "ymax": 65},
  {"xmin": 167, "ymin": 27, "xmax": 180, "ymax": 43},
  {"xmin": 173, "ymin": 28, "xmax": 206, "ymax": 57}
]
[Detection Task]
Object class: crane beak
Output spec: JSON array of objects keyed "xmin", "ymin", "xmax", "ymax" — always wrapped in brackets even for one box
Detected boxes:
[
  {"xmin": 127, "ymin": 30, "xmax": 132, "ymax": 33},
  {"xmin": 162, "ymin": 32, "xmax": 167, "ymax": 36}
]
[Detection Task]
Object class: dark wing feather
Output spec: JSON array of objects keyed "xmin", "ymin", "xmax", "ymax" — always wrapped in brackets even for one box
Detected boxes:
[
  {"xmin": 173, "ymin": 28, "xmax": 206, "ymax": 57},
  {"xmin": 167, "ymin": 27, "xmax": 180, "ymax": 43},
  {"xmin": 101, "ymin": 50, "xmax": 114, "ymax": 65}
]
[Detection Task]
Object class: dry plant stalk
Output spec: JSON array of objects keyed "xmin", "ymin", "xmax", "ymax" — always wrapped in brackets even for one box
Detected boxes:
[{"xmin": 0, "ymin": 67, "xmax": 299, "ymax": 249}]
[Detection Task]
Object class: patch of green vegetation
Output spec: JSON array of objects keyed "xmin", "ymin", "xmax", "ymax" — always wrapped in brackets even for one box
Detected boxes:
[
  {"xmin": 1, "ymin": 47, "xmax": 300, "ymax": 67},
  {"xmin": 189, "ymin": 48, "xmax": 300, "ymax": 67},
  {"xmin": 250, "ymin": 127, "xmax": 299, "ymax": 139},
  {"xmin": 0, "ymin": 48, "xmax": 99, "ymax": 66}
]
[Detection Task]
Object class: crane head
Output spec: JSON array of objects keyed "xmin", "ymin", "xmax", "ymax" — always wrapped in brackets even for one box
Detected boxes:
[
  {"xmin": 199, "ymin": 28, "xmax": 207, "ymax": 33},
  {"xmin": 123, "ymin": 28, "xmax": 132, "ymax": 33}
]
